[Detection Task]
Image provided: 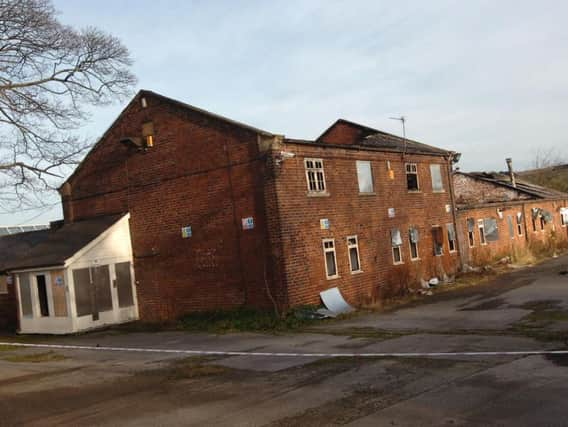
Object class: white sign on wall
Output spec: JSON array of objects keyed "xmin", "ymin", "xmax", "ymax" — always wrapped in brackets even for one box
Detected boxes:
[
  {"xmin": 388, "ymin": 208, "xmax": 396, "ymax": 218},
  {"xmin": 242, "ymin": 217, "xmax": 255, "ymax": 230},
  {"xmin": 320, "ymin": 218, "xmax": 330, "ymax": 230},
  {"xmin": 181, "ymin": 226, "xmax": 192, "ymax": 238}
]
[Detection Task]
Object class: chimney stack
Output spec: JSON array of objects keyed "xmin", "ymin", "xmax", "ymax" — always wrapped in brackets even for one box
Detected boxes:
[{"xmin": 505, "ymin": 158, "xmax": 516, "ymax": 187}]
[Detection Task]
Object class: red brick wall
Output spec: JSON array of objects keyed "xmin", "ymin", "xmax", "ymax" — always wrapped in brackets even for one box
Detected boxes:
[
  {"xmin": 318, "ymin": 121, "xmax": 371, "ymax": 146},
  {"xmin": 65, "ymin": 93, "xmax": 277, "ymax": 320},
  {"xmin": 457, "ymin": 199, "xmax": 568, "ymax": 266},
  {"xmin": 268, "ymin": 142, "xmax": 459, "ymax": 307}
]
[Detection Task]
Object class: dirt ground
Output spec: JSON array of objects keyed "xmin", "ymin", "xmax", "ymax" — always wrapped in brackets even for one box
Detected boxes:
[{"xmin": 1, "ymin": 256, "xmax": 568, "ymax": 426}]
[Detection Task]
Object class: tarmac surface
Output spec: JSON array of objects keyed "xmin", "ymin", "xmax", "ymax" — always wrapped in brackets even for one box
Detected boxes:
[{"xmin": 1, "ymin": 256, "xmax": 568, "ymax": 426}]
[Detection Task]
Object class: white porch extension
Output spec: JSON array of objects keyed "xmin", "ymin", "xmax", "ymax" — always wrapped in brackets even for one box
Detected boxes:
[{"xmin": 10, "ymin": 214, "xmax": 138, "ymax": 334}]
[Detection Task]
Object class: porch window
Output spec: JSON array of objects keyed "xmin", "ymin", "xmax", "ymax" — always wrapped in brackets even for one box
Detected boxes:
[{"xmin": 19, "ymin": 274, "xmax": 33, "ymax": 317}]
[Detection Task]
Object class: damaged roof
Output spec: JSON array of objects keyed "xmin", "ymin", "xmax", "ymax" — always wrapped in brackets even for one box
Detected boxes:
[
  {"xmin": 313, "ymin": 119, "xmax": 452, "ymax": 156},
  {"xmin": 458, "ymin": 171, "xmax": 568, "ymax": 200},
  {"xmin": 0, "ymin": 214, "xmax": 124, "ymax": 272}
]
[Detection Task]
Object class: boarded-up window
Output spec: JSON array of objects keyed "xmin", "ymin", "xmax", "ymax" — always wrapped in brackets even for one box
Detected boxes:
[
  {"xmin": 483, "ymin": 218, "xmax": 499, "ymax": 242},
  {"xmin": 507, "ymin": 215, "xmax": 515, "ymax": 239},
  {"xmin": 73, "ymin": 268, "xmax": 92, "ymax": 317},
  {"xmin": 430, "ymin": 164, "xmax": 444, "ymax": 192},
  {"xmin": 356, "ymin": 161, "xmax": 374, "ymax": 193},
  {"xmin": 0, "ymin": 275, "xmax": 8, "ymax": 294},
  {"xmin": 432, "ymin": 226, "xmax": 444, "ymax": 256},
  {"xmin": 19, "ymin": 274, "xmax": 33, "ymax": 317},
  {"xmin": 50, "ymin": 270, "xmax": 67, "ymax": 317},
  {"xmin": 115, "ymin": 262, "xmax": 134, "ymax": 308},
  {"xmin": 93, "ymin": 265, "xmax": 113, "ymax": 312}
]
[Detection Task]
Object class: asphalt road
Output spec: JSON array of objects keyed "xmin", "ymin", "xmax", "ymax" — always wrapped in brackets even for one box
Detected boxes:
[{"xmin": 1, "ymin": 256, "xmax": 568, "ymax": 426}]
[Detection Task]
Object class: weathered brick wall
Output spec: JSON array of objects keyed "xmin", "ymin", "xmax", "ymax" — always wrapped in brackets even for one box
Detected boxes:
[
  {"xmin": 453, "ymin": 173, "xmax": 531, "ymax": 206},
  {"xmin": 269, "ymin": 142, "xmax": 459, "ymax": 307},
  {"xmin": 318, "ymin": 121, "xmax": 366, "ymax": 145},
  {"xmin": 65, "ymin": 93, "xmax": 276, "ymax": 320},
  {"xmin": 457, "ymin": 199, "xmax": 568, "ymax": 266}
]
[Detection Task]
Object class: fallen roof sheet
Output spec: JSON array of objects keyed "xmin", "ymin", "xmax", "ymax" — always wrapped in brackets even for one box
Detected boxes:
[{"xmin": 320, "ymin": 287, "xmax": 354, "ymax": 316}]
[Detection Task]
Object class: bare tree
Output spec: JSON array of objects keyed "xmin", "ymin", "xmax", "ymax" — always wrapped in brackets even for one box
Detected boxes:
[
  {"xmin": 0, "ymin": 0, "xmax": 136, "ymax": 213},
  {"xmin": 531, "ymin": 147, "xmax": 565, "ymax": 170}
]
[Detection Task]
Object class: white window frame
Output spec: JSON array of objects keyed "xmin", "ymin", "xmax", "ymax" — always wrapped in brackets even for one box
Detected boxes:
[
  {"xmin": 447, "ymin": 223, "xmax": 457, "ymax": 253},
  {"xmin": 430, "ymin": 164, "xmax": 445, "ymax": 192},
  {"xmin": 392, "ymin": 245, "xmax": 403, "ymax": 264},
  {"xmin": 305, "ymin": 158, "xmax": 327, "ymax": 194},
  {"xmin": 356, "ymin": 160, "xmax": 374, "ymax": 194},
  {"xmin": 478, "ymin": 219, "xmax": 487, "ymax": 245},
  {"xmin": 409, "ymin": 230, "xmax": 420, "ymax": 261},
  {"xmin": 516, "ymin": 213, "xmax": 523, "ymax": 236},
  {"xmin": 405, "ymin": 162, "xmax": 419, "ymax": 191},
  {"xmin": 347, "ymin": 235, "xmax": 362, "ymax": 273},
  {"xmin": 467, "ymin": 218, "xmax": 475, "ymax": 248},
  {"xmin": 322, "ymin": 238, "xmax": 339, "ymax": 280}
]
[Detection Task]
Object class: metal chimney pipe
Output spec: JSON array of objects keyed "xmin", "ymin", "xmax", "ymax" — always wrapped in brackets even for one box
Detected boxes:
[{"xmin": 505, "ymin": 158, "xmax": 516, "ymax": 187}]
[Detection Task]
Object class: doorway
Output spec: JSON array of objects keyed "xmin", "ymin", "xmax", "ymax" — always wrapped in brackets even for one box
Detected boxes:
[{"xmin": 36, "ymin": 274, "xmax": 49, "ymax": 317}]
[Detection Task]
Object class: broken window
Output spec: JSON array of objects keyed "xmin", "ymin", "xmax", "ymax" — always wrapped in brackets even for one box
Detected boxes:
[
  {"xmin": 430, "ymin": 164, "xmax": 444, "ymax": 192},
  {"xmin": 405, "ymin": 163, "xmax": 419, "ymax": 191},
  {"xmin": 507, "ymin": 215, "xmax": 515, "ymax": 239},
  {"xmin": 478, "ymin": 219, "xmax": 487, "ymax": 245},
  {"xmin": 305, "ymin": 158, "xmax": 326, "ymax": 193},
  {"xmin": 483, "ymin": 218, "xmax": 499, "ymax": 242},
  {"xmin": 447, "ymin": 223, "xmax": 456, "ymax": 252},
  {"xmin": 432, "ymin": 226, "xmax": 444, "ymax": 256},
  {"xmin": 391, "ymin": 228, "xmax": 403, "ymax": 264},
  {"xmin": 347, "ymin": 236, "xmax": 361, "ymax": 273},
  {"xmin": 561, "ymin": 208, "xmax": 568, "ymax": 226},
  {"xmin": 540, "ymin": 216, "xmax": 545, "ymax": 231},
  {"xmin": 409, "ymin": 227, "xmax": 419, "ymax": 260},
  {"xmin": 323, "ymin": 239, "xmax": 338, "ymax": 279},
  {"xmin": 467, "ymin": 218, "xmax": 475, "ymax": 247},
  {"xmin": 516, "ymin": 212, "xmax": 523, "ymax": 236},
  {"xmin": 356, "ymin": 161, "xmax": 374, "ymax": 193}
]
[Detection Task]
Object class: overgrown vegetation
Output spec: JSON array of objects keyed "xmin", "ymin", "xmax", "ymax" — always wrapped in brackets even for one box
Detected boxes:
[
  {"xmin": 177, "ymin": 306, "xmax": 326, "ymax": 334},
  {"xmin": 519, "ymin": 165, "xmax": 568, "ymax": 193},
  {"xmin": 1, "ymin": 351, "xmax": 67, "ymax": 363}
]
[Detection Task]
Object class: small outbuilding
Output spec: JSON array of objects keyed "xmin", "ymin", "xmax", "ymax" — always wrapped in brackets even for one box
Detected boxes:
[{"xmin": 0, "ymin": 214, "xmax": 138, "ymax": 334}]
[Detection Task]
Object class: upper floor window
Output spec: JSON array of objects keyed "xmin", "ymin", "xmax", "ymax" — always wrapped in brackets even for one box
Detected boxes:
[
  {"xmin": 305, "ymin": 158, "xmax": 326, "ymax": 193},
  {"xmin": 405, "ymin": 163, "xmax": 419, "ymax": 191},
  {"xmin": 347, "ymin": 236, "xmax": 362, "ymax": 273},
  {"xmin": 430, "ymin": 164, "xmax": 444, "ymax": 192},
  {"xmin": 142, "ymin": 122, "xmax": 154, "ymax": 148},
  {"xmin": 356, "ymin": 161, "xmax": 374, "ymax": 193}
]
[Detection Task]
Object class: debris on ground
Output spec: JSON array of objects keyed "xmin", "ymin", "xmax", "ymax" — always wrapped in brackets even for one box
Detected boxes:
[{"xmin": 319, "ymin": 287, "xmax": 355, "ymax": 317}]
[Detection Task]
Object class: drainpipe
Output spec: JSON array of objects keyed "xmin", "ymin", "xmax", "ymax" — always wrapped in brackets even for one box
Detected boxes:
[{"xmin": 447, "ymin": 152, "xmax": 463, "ymax": 270}]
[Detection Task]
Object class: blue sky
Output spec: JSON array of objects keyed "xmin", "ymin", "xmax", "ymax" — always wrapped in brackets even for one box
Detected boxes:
[{"xmin": 2, "ymin": 0, "xmax": 567, "ymax": 225}]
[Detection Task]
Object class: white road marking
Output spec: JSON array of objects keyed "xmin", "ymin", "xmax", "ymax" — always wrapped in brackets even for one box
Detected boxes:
[{"xmin": 0, "ymin": 342, "xmax": 567, "ymax": 358}]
